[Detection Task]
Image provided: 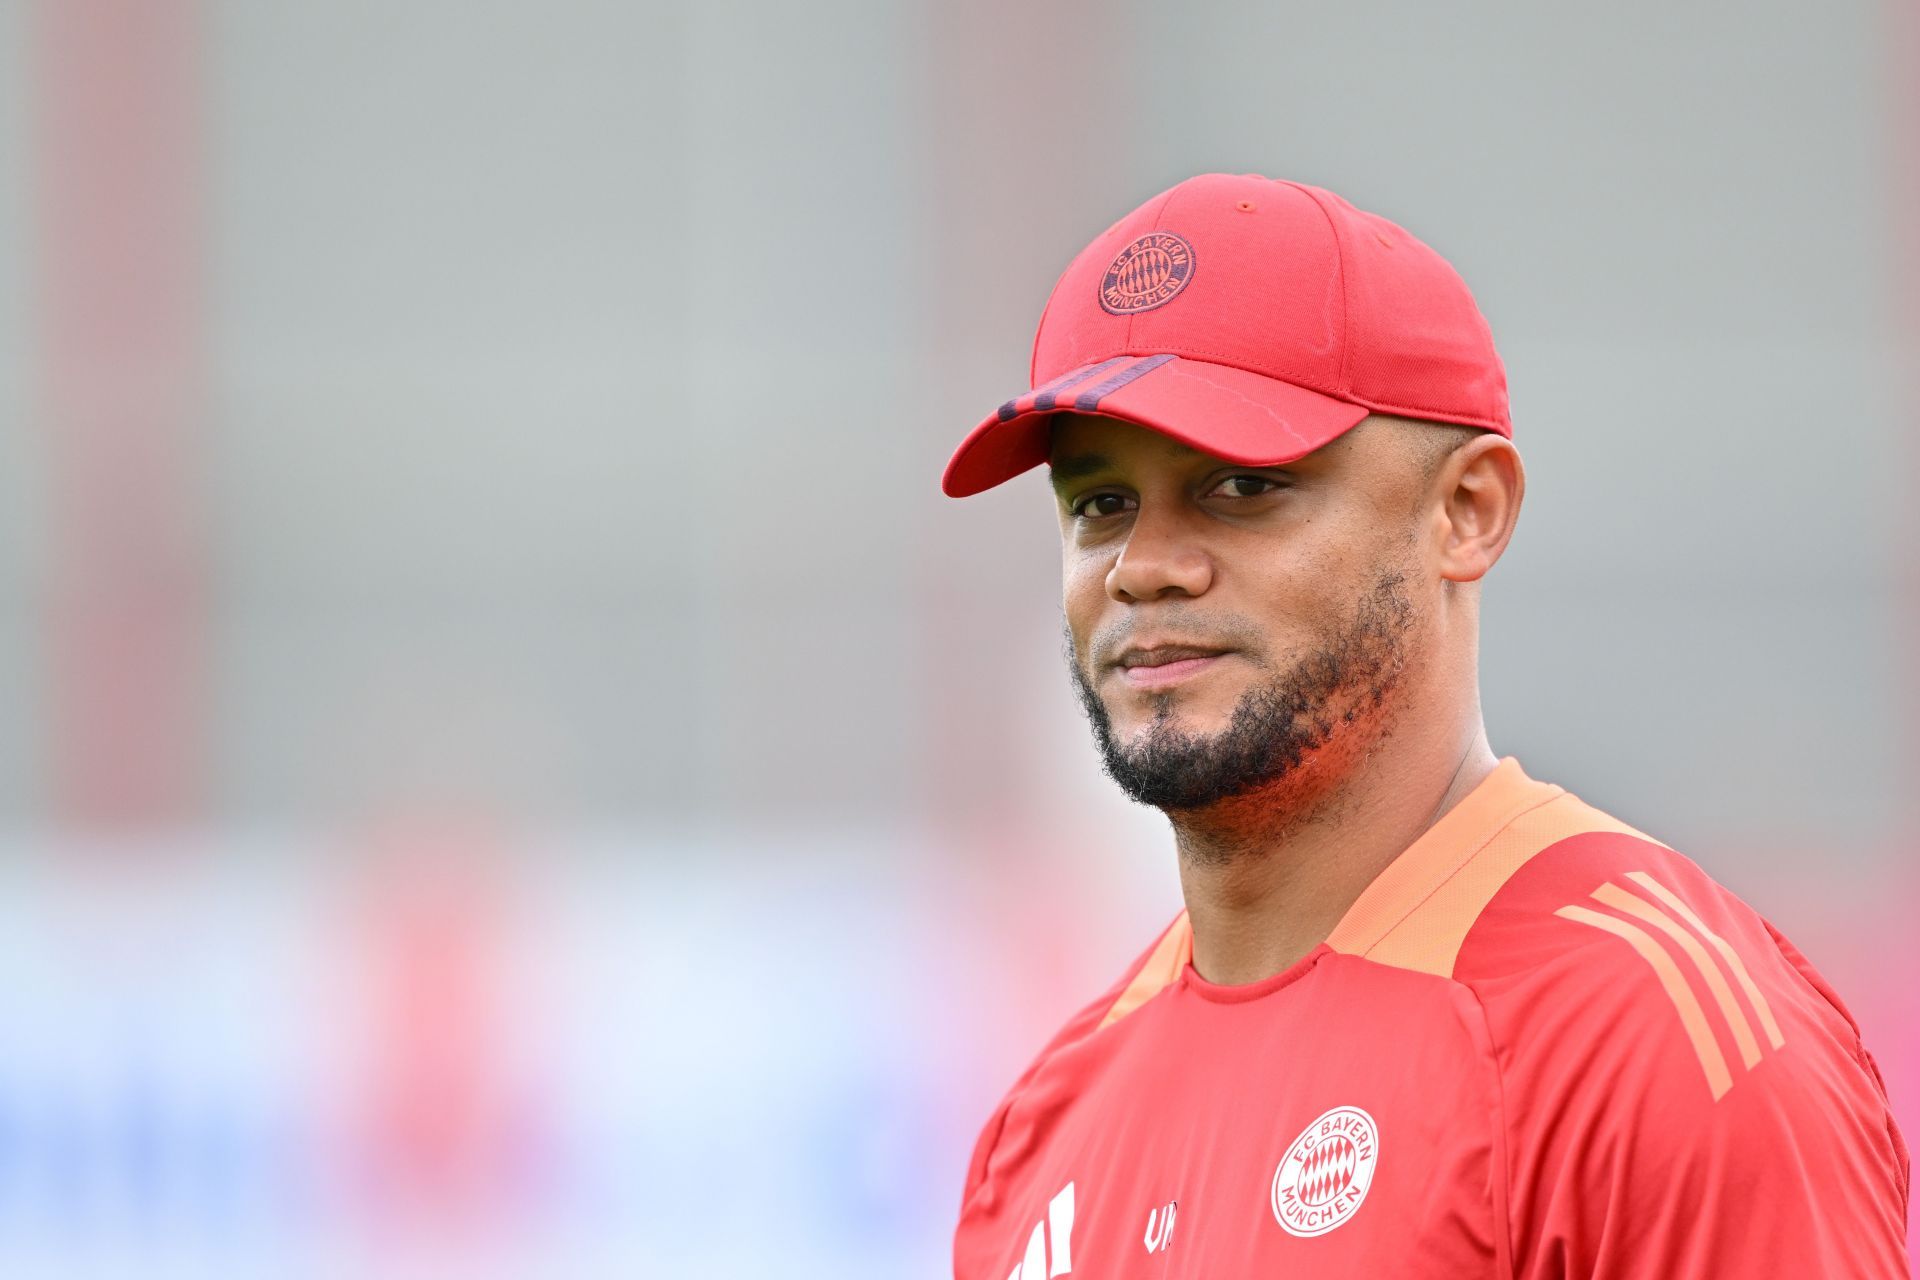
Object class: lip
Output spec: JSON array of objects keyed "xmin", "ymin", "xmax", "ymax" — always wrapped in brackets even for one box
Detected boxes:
[
  {"xmin": 1118, "ymin": 654, "xmax": 1227, "ymax": 689},
  {"xmin": 1111, "ymin": 643, "xmax": 1233, "ymax": 690}
]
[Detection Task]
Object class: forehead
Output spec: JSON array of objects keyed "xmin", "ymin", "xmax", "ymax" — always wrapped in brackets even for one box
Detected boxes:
[
  {"xmin": 1046, "ymin": 411, "xmax": 1356, "ymax": 477},
  {"xmin": 1049, "ymin": 413, "xmax": 1191, "ymax": 463}
]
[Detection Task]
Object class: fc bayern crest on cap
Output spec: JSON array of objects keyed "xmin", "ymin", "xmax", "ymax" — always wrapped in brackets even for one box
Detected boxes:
[
  {"xmin": 1099, "ymin": 231, "xmax": 1196, "ymax": 315},
  {"xmin": 1270, "ymin": 1106, "xmax": 1379, "ymax": 1238}
]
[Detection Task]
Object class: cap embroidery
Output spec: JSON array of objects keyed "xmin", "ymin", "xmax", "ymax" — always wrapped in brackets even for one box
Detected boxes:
[{"xmin": 1099, "ymin": 232, "xmax": 1195, "ymax": 315}]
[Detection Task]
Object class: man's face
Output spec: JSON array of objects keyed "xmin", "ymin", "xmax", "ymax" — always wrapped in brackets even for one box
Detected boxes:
[{"xmin": 1049, "ymin": 412, "xmax": 1435, "ymax": 814}]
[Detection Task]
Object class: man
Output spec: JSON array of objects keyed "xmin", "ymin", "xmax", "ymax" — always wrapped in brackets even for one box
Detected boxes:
[{"xmin": 941, "ymin": 173, "xmax": 1910, "ymax": 1277}]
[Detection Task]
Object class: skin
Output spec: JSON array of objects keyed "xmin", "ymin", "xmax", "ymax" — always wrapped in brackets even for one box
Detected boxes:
[{"xmin": 1047, "ymin": 410, "xmax": 1526, "ymax": 985}]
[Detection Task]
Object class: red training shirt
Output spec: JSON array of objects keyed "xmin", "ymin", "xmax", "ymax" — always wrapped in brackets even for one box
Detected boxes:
[{"xmin": 953, "ymin": 758, "xmax": 1911, "ymax": 1278}]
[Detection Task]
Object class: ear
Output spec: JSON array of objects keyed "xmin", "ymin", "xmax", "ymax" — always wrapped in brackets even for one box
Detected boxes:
[{"xmin": 1432, "ymin": 435, "xmax": 1524, "ymax": 583}]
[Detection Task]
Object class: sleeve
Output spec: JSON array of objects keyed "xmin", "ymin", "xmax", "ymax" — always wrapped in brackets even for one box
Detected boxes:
[
  {"xmin": 956, "ymin": 915, "xmax": 1183, "ymax": 1215},
  {"xmin": 1480, "ymin": 875, "xmax": 1911, "ymax": 1278}
]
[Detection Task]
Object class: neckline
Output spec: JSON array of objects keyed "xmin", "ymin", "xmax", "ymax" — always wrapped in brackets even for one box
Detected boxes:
[
  {"xmin": 1322, "ymin": 756, "xmax": 1563, "ymax": 957},
  {"xmin": 1172, "ymin": 757, "xmax": 1561, "ymax": 1002},
  {"xmin": 1181, "ymin": 941, "xmax": 1332, "ymax": 1004}
]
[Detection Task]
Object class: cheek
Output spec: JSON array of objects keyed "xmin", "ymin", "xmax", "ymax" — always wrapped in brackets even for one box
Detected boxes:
[
  {"xmin": 1061, "ymin": 554, "xmax": 1110, "ymax": 649},
  {"xmin": 1227, "ymin": 535, "xmax": 1366, "ymax": 642}
]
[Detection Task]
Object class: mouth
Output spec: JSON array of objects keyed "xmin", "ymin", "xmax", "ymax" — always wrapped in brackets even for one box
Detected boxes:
[{"xmin": 1111, "ymin": 643, "xmax": 1233, "ymax": 691}]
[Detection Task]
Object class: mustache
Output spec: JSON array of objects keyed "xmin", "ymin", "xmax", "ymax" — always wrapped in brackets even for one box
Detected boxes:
[{"xmin": 1079, "ymin": 608, "xmax": 1272, "ymax": 672}]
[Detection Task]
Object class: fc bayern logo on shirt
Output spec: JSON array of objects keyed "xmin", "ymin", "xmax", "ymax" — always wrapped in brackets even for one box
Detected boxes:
[
  {"xmin": 1270, "ymin": 1106, "xmax": 1379, "ymax": 1238},
  {"xmin": 1098, "ymin": 231, "xmax": 1195, "ymax": 315}
]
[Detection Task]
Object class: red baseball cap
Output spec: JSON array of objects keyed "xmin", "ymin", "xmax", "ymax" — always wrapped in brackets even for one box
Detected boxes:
[{"xmin": 941, "ymin": 173, "xmax": 1511, "ymax": 497}]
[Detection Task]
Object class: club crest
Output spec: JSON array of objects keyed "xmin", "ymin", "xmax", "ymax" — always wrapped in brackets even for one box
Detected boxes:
[
  {"xmin": 1099, "ymin": 231, "xmax": 1195, "ymax": 315},
  {"xmin": 1270, "ymin": 1106, "xmax": 1379, "ymax": 1238}
]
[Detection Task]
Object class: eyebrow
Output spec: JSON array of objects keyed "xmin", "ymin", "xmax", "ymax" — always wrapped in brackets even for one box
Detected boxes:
[{"xmin": 1047, "ymin": 453, "xmax": 1114, "ymax": 488}]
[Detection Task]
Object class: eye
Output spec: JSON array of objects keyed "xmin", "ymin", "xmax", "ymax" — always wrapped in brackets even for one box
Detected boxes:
[
  {"xmin": 1068, "ymin": 491, "xmax": 1135, "ymax": 520},
  {"xmin": 1208, "ymin": 474, "xmax": 1287, "ymax": 499}
]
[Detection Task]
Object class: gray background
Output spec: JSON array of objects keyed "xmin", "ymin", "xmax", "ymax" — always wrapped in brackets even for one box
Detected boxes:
[{"xmin": 0, "ymin": 1, "xmax": 1912, "ymax": 1273}]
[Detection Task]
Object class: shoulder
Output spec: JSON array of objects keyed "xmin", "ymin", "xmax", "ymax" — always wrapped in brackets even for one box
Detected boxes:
[
  {"xmin": 1323, "ymin": 759, "xmax": 1866, "ymax": 1092},
  {"xmin": 1337, "ymin": 767, "xmax": 1913, "ymax": 1272},
  {"xmin": 1338, "ymin": 762, "xmax": 1886, "ymax": 1128},
  {"xmin": 1449, "ymin": 816, "xmax": 1864, "ymax": 1111},
  {"xmin": 1328, "ymin": 761, "xmax": 1908, "ymax": 1270},
  {"xmin": 955, "ymin": 912, "xmax": 1190, "ymax": 1215},
  {"xmin": 1467, "ymin": 830, "xmax": 1910, "ymax": 1271}
]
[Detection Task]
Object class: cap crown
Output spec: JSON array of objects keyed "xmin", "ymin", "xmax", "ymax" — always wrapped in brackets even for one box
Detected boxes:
[{"xmin": 1029, "ymin": 174, "xmax": 1510, "ymax": 433}]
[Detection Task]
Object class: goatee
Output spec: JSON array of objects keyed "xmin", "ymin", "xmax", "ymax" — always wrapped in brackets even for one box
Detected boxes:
[{"xmin": 1068, "ymin": 568, "xmax": 1416, "ymax": 813}]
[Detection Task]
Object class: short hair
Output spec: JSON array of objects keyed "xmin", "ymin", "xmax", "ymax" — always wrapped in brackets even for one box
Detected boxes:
[{"xmin": 1398, "ymin": 419, "xmax": 1490, "ymax": 481}]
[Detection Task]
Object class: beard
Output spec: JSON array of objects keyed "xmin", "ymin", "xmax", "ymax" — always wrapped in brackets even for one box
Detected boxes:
[{"xmin": 1067, "ymin": 567, "xmax": 1417, "ymax": 814}]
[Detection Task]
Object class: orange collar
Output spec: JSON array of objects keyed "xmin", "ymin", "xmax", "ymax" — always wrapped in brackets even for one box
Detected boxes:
[{"xmin": 1099, "ymin": 757, "xmax": 1657, "ymax": 1026}]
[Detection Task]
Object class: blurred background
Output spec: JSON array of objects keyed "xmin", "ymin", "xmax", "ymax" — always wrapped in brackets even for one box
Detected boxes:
[{"xmin": 0, "ymin": 0, "xmax": 1914, "ymax": 1273}]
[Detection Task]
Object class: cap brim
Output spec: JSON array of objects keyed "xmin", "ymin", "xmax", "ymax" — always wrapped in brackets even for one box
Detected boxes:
[{"xmin": 941, "ymin": 355, "xmax": 1372, "ymax": 498}]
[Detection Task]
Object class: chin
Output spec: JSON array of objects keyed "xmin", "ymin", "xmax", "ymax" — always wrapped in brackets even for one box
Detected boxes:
[{"xmin": 1109, "ymin": 694, "xmax": 1239, "ymax": 741}]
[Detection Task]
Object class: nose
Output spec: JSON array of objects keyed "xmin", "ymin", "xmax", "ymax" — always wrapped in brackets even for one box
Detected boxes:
[{"xmin": 1105, "ymin": 505, "xmax": 1213, "ymax": 603}]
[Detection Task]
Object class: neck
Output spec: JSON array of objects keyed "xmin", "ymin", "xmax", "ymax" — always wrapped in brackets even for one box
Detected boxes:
[{"xmin": 1173, "ymin": 711, "xmax": 1497, "ymax": 986}]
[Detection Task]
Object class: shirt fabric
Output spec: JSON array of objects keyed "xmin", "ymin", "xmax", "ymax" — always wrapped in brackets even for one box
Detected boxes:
[{"xmin": 953, "ymin": 758, "xmax": 1912, "ymax": 1278}]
